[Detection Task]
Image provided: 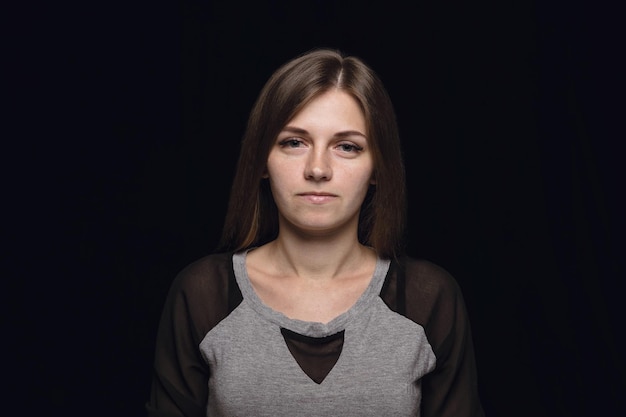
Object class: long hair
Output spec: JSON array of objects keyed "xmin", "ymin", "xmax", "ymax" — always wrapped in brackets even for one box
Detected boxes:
[{"xmin": 217, "ymin": 48, "xmax": 407, "ymax": 259}]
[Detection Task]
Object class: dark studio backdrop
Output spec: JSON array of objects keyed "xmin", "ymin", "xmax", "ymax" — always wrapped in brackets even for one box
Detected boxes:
[{"xmin": 9, "ymin": 0, "xmax": 624, "ymax": 416}]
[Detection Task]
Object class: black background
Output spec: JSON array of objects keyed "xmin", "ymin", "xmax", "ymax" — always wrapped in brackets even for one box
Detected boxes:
[{"xmin": 9, "ymin": 0, "xmax": 625, "ymax": 416}]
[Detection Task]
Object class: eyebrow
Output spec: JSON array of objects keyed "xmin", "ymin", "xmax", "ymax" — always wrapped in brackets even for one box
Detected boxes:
[{"xmin": 281, "ymin": 126, "xmax": 367, "ymax": 139}]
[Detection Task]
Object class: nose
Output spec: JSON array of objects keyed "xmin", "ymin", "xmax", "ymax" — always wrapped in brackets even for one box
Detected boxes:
[{"xmin": 304, "ymin": 149, "xmax": 332, "ymax": 181}]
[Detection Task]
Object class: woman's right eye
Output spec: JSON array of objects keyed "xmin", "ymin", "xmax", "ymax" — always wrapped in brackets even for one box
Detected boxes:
[{"xmin": 278, "ymin": 138, "xmax": 303, "ymax": 148}]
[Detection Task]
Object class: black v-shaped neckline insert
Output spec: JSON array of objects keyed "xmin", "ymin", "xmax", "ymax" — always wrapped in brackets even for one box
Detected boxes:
[{"xmin": 280, "ymin": 328, "xmax": 345, "ymax": 384}]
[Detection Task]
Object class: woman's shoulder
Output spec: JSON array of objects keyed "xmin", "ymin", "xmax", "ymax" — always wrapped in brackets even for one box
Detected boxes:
[
  {"xmin": 398, "ymin": 256, "xmax": 467, "ymax": 322},
  {"xmin": 177, "ymin": 251, "xmax": 233, "ymax": 278},
  {"xmin": 402, "ymin": 256, "xmax": 461, "ymax": 294},
  {"xmin": 168, "ymin": 251, "xmax": 235, "ymax": 298},
  {"xmin": 161, "ymin": 252, "xmax": 239, "ymax": 331}
]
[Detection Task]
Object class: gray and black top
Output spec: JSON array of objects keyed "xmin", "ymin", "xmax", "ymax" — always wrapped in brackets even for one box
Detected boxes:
[{"xmin": 146, "ymin": 251, "xmax": 485, "ymax": 417}]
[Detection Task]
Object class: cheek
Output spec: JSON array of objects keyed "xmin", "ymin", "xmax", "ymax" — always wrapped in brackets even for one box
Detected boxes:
[
  {"xmin": 266, "ymin": 161, "xmax": 295, "ymax": 200},
  {"xmin": 266, "ymin": 151, "xmax": 290, "ymax": 175},
  {"xmin": 266, "ymin": 159, "xmax": 292, "ymax": 185},
  {"xmin": 340, "ymin": 168, "xmax": 375, "ymax": 203},
  {"xmin": 347, "ymin": 163, "xmax": 375, "ymax": 187}
]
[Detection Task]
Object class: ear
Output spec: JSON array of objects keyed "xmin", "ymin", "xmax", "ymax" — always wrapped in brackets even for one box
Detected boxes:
[{"xmin": 369, "ymin": 174, "xmax": 377, "ymax": 185}]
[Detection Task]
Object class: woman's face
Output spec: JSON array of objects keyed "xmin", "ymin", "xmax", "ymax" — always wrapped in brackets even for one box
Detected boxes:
[{"xmin": 266, "ymin": 89, "xmax": 375, "ymax": 237}]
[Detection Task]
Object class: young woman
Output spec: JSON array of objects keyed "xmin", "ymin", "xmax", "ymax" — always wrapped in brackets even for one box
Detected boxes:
[{"xmin": 146, "ymin": 48, "xmax": 485, "ymax": 417}]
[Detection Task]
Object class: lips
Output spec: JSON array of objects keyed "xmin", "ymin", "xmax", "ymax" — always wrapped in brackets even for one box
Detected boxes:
[
  {"xmin": 297, "ymin": 192, "xmax": 338, "ymax": 204},
  {"xmin": 298, "ymin": 192, "xmax": 337, "ymax": 197}
]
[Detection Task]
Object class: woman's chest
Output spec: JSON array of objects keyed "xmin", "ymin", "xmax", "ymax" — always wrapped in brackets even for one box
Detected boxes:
[{"xmin": 200, "ymin": 300, "xmax": 436, "ymax": 416}]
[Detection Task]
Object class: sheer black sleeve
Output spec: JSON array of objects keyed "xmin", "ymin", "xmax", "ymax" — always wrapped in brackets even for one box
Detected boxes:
[
  {"xmin": 145, "ymin": 253, "xmax": 240, "ymax": 417},
  {"xmin": 382, "ymin": 257, "xmax": 485, "ymax": 417}
]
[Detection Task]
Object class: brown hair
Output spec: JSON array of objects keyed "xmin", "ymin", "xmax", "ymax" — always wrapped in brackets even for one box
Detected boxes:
[{"xmin": 217, "ymin": 48, "xmax": 407, "ymax": 259}]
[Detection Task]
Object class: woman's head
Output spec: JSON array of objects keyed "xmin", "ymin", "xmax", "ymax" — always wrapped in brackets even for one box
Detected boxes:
[{"xmin": 219, "ymin": 48, "xmax": 406, "ymax": 259}]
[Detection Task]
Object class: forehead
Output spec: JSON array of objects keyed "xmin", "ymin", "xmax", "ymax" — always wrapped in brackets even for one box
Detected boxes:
[{"xmin": 286, "ymin": 90, "xmax": 367, "ymax": 132}]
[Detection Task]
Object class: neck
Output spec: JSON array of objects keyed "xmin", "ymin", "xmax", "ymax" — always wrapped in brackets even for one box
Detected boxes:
[{"xmin": 265, "ymin": 231, "xmax": 375, "ymax": 282}]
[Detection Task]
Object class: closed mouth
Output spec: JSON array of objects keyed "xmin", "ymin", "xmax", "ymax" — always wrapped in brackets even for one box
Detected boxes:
[{"xmin": 298, "ymin": 192, "xmax": 337, "ymax": 197}]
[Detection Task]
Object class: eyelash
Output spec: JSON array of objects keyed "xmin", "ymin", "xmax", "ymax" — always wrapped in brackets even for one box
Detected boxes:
[
  {"xmin": 338, "ymin": 143, "xmax": 363, "ymax": 153},
  {"xmin": 278, "ymin": 138, "xmax": 303, "ymax": 148},
  {"xmin": 278, "ymin": 138, "xmax": 364, "ymax": 153}
]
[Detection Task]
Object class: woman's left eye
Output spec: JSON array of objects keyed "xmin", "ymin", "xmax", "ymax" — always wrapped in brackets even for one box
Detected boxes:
[{"xmin": 337, "ymin": 143, "xmax": 363, "ymax": 153}]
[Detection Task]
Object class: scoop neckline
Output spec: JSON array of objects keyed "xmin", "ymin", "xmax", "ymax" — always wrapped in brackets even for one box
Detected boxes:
[{"xmin": 231, "ymin": 250, "xmax": 390, "ymax": 338}]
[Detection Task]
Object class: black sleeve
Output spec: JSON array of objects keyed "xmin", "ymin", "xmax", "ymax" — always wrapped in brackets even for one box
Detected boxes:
[
  {"xmin": 402, "ymin": 258, "xmax": 485, "ymax": 417},
  {"xmin": 145, "ymin": 253, "xmax": 239, "ymax": 417}
]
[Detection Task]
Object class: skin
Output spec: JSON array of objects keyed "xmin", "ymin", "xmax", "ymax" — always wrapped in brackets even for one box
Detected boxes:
[{"xmin": 247, "ymin": 89, "xmax": 378, "ymax": 323}]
